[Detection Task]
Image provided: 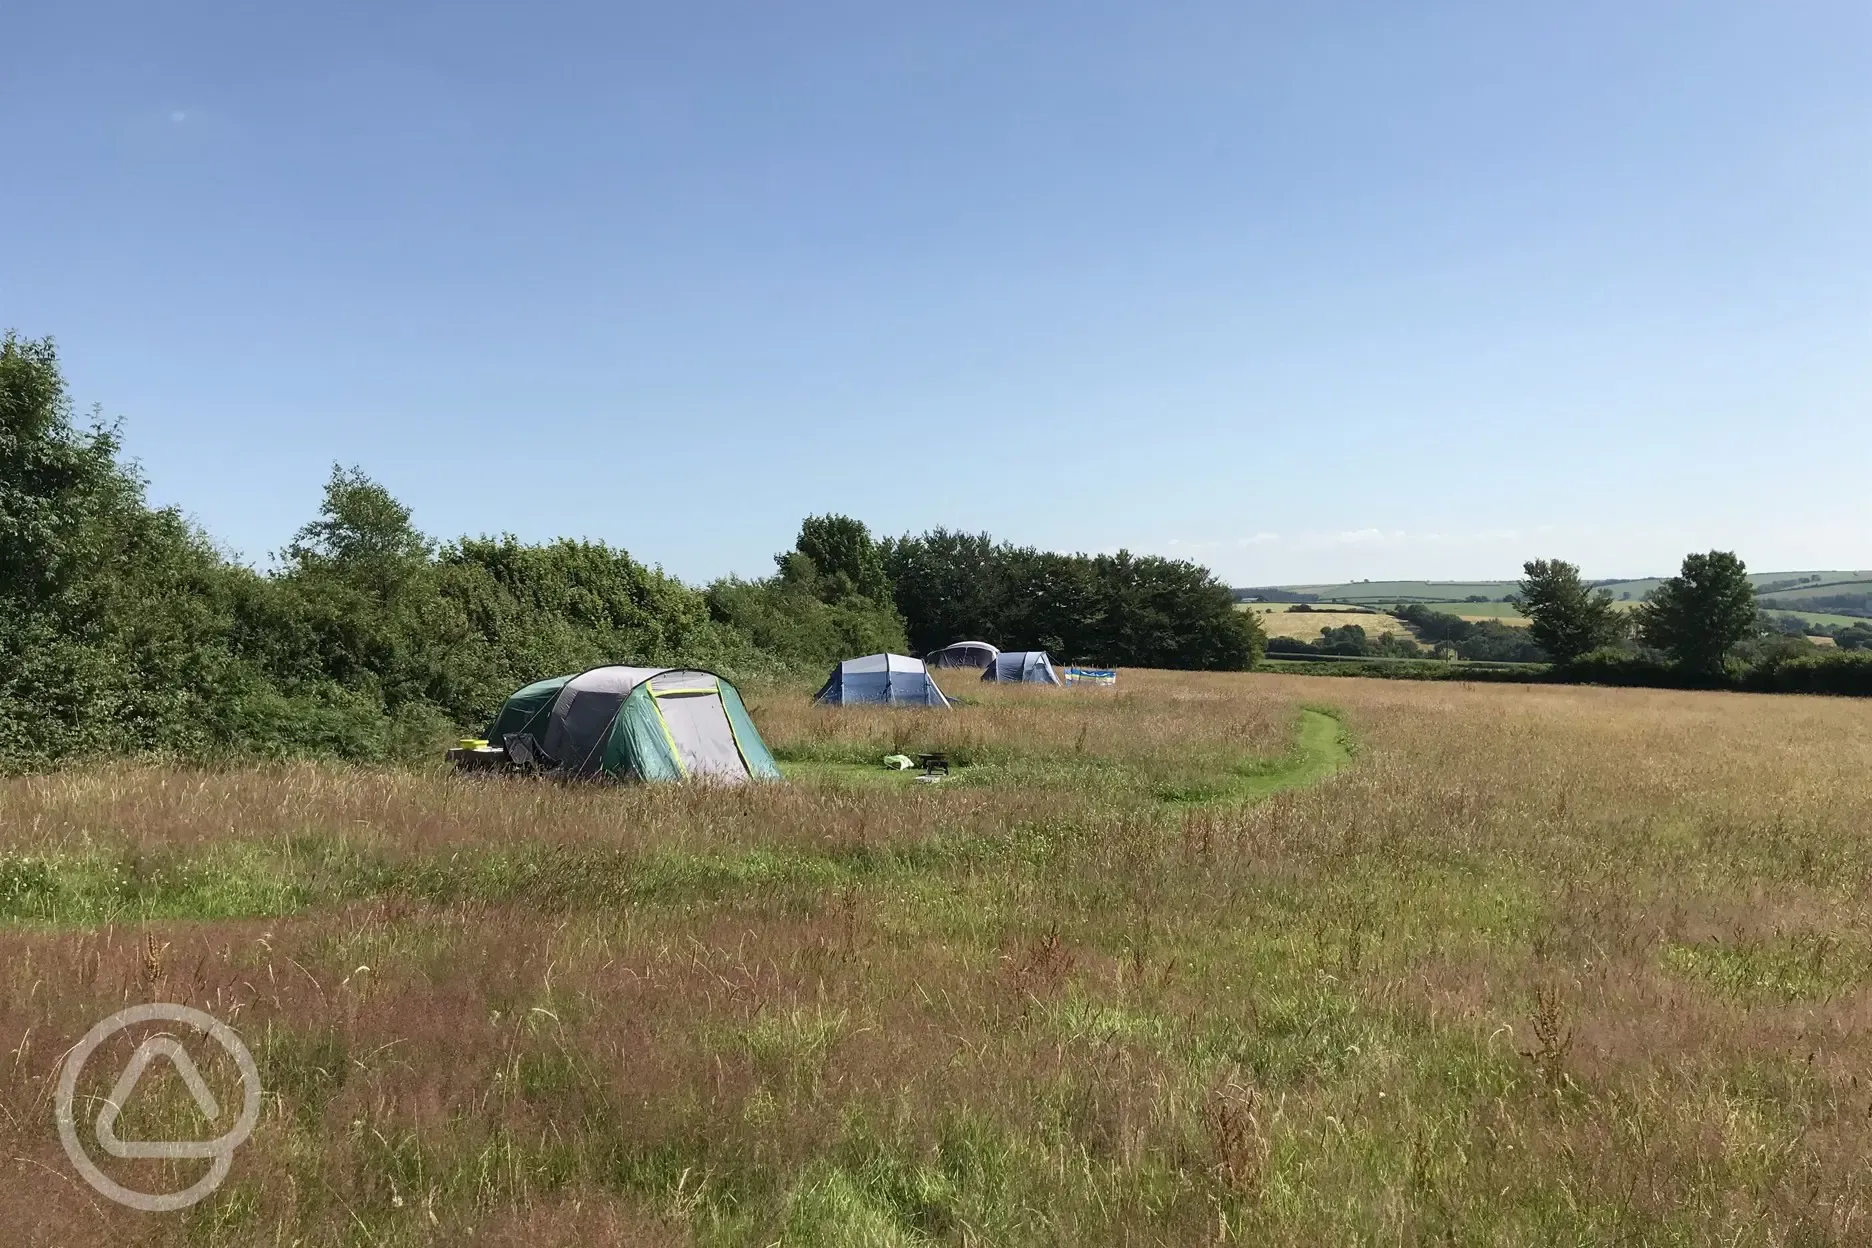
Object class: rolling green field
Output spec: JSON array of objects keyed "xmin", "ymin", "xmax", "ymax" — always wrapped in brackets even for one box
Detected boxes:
[
  {"xmin": 1264, "ymin": 580, "xmax": 1517, "ymax": 603},
  {"xmin": 1245, "ymin": 571, "xmax": 1870, "ymax": 608},
  {"xmin": 7, "ymin": 673, "xmax": 1872, "ymax": 1245},
  {"xmin": 1760, "ymin": 609, "xmax": 1872, "ymax": 629}
]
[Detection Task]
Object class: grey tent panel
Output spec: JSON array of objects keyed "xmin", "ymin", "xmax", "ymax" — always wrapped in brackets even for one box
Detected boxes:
[
  {"xmin": 647, "ymin": 669, "xmax": 720, "ymax": 693},
  {"xmin": 569, "ymin": 666, "xmax": 670, "ymax": 695},
  {"xmin": 927, "ymin": 641, "xmax": 1000, "ymax": 670},
  {"xmin": 653, "ymin": 690, "xmax": 748, "ymax": 779},
  {"xmin": 982, "ymin": 650, "xmax": 1062, "ymax": 684},
  {"xmin": 541, "ymin": 666, "xmax": 685, "ymax": 774}
]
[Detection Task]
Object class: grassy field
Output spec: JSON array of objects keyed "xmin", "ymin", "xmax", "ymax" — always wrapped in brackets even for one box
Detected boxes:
[
  {"xmin": 1245, "ymin": 571, "xmax": 1870, "ymax": 608},
  {"xmin": 1241, "ymin": 604, "xmax": 1417, "ymax": 641},
  {"xmin": 1262, "ymin": 581, "xmax": 1516, "ymax": 604},
  {"xmin": 1760, "ymin": 609, "xmax": 1872, "ymax": 629},
  {"xmin": 1435, "ymin": 602, "xmax": 1536, "ymax": 625},
  {"xmin": 6, "ymin": 673, "xmax": 1872, "ymax": 1245},
  {"xmin": 1247, "ymin": 600, "xmax": 1534, "ymax": 628}
]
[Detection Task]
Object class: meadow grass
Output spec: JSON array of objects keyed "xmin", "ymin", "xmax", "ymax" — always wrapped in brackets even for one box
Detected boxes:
[{"xmin": 3, "ymin": 672, "xmax": 1870, "ymax": 1245}]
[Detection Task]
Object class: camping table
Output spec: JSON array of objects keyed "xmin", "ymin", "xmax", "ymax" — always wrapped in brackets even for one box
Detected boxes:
[{"xmin": 447, "ymin": 746, "xmax": 509, "ymax": 773}]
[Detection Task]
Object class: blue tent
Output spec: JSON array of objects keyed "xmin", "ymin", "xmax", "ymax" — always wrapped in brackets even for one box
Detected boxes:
[
  {"xmin": 981, "ymin": 651, "xmax": 1062, "ymax": 685},
  {"xmin": 815, "ymin": 654, "xmax": 953, "ymax": 708}
]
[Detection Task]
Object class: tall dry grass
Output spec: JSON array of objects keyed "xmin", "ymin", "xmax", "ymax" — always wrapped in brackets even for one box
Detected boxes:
[{"xmin": 3, "ymin": 673, "xmax": 1870, "ymax": 1245}]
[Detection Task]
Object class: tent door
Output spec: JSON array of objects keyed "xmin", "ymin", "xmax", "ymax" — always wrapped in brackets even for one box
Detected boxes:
[{"xmin": 652, "ymin": 691, "xmax": 750, "ymax": 780}]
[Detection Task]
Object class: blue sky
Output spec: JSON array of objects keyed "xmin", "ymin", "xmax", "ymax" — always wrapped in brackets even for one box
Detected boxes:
[{"xmin": 5, "ymin": 2, "xmax": 1867, "ymax": 585}]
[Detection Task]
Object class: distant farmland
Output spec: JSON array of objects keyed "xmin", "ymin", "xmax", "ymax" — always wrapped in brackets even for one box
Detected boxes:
[
  {"xmin": 1239, "ymin": 570, "xmax": 1871, "ymax": 612},
  {"xmin": 1241, "ymin": 603, "xmax": 1417, "ymax": 640}
]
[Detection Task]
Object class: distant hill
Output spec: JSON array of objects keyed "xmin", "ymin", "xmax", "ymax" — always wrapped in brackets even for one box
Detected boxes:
[{"xmin": 1235, "ymin": 571, "xmax": 1872, "ymax": 616}]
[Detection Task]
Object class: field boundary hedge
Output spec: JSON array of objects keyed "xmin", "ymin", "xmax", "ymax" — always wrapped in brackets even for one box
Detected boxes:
[{"xmin": 1257, "ymin": 650, "xmax": 1872, "ymax": 696}]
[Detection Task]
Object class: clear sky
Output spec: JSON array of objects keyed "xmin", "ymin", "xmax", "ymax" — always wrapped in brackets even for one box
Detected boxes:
[{"xmin": 5, "ymin": 2, "xmax": 1867, "ymax": 586}]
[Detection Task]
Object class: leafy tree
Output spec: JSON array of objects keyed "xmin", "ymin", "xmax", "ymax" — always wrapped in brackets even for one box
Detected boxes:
[
  {"xmin": 706, "ymin": 572, "xmax": 907, "ymax": 670},
  {"xmin": 441, "ymin": 535, "xmax": 745, "ymax": 722},
  {"xmin": 708, "ymin": 513, "xmax": 910, "ymax": 668},
  {"xmin": 882, "ymin": 531, "xmax": 1261, "ymax": 669},
  {"xmin": 789, "ymin": 514, "xmax": 893, "ymax": 605},
  {"xmin": 1516, "ymin": 559, "xmax": 1626, "ymax": 663},
  {"xmin": 1316, "ymin": 624, "xmax": 1371, "ymax": 656},
  {"xmin": 0, "ymin": 334, "xmax": 316, "ymax": 764},
  {"xmin": 1635, "ymin": 551, "xmax": 1759, "ymax": 674},
  {"xmin": 1, "ymin": 333, "xmax": 134, "ymax": 607},
  {"xmin": 879, "ymin": 529, "xmax": 1009, "ymax": 655},
  {"xmin": 283, "ymin": 465, "xmax": 433, "ymax": 598}
]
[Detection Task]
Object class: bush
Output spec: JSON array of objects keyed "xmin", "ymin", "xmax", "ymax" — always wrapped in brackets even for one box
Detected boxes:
[
  {"xmin": 1554, "ymin": 648, "xmax": 1730, "ymax": 690},
  {"xmin": 1743, "ymin": 651, "xmax": 1872, "ymax": 697},
  {"xmin": 1257, "ymin": 656, "xmax": 1545, "ymax": 683}
]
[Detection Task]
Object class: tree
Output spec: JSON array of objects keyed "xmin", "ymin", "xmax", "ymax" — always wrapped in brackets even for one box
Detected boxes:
[
  {"xmin": 787, "ymin": 514, "xmax": 894, "ymax": 606},
  {"xmin": 0, "ymin": 334, "xmax": 303, "ymax": 764},
  {"xmin": 284, "ymin": 465, "xmax": 431, "ymax": 593},
  {"xmin": 0, "ymin": 333, "xmax": 136, "ymax": 608},
  {"xmin": 1635, "ymin": 551, "xmax": 1758, "ymax": 675},
  {"xmin": 707, "ymin": 514, "xmax": 908, "ymax": 669},
  {"xmin": 1516, "ymin": 558, "xmax": 1625, "ymax": 663}
]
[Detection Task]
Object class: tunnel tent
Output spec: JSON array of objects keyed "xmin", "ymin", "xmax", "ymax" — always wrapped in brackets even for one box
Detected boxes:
[
  {"xmin": 926, "ymin": 641, "xmax": 1000, "ymax": 671},
  {"xmin": 981, "ymin": 650, "xmax": 1062, "ymax": 685},
  {"xmin": 815, "ymin": 654, "xmax": 952, "ymax": 708},
  {"xmin": 486, "ymin": 666, "xmax": 781, "ymax": 782}
]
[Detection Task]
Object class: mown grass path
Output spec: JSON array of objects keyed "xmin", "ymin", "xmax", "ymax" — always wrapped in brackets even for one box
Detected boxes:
[
  {"xmin": 1204, "ymin": 705, "xmax": 1352, "ymax": 804},
  {"xmin": 1152, "ymin": 704, "xmax": 1351, "ymax": 807},
  {"xmin": 782, "ymin": 703, "xmax": 1355, "ymax": 808}
]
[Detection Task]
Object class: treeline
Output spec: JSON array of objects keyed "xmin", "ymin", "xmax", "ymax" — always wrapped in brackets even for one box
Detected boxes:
[
  {"xmin": 0, "ymin": 336, "xmax": 1260, "ymax": 768},
  {"xmin": 1761, "ymin": 592, "xmax": 1872, "ymax": 619},
  {"xmin": 1517, "ymin": 555, "xmax": 1871, "ymax": 695},
  {"xmin": 879, "ymin": 530, "xmax": 1261, "ymax": 670},
  {"xmin": 1268, "ymin": 621, "xmax": 1426, "ymax": 660}
]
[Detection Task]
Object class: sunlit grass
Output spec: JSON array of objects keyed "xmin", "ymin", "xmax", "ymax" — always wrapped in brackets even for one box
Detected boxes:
[{"xmin": 3, "ymin": 672, "xmax": 1871, "ymax": 1244}]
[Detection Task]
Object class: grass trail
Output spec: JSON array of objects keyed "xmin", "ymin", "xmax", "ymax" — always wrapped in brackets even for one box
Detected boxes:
[
  {"xmin": 1215, "ymin": 705, "xmax": 1352, "ymax": 803},
  {"xmin": 781, "ymin": 704, "xmax": 1355, "ymax": 808}
]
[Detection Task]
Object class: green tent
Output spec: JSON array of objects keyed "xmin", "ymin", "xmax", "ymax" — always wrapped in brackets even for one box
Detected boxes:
[{"xmin": 485, "ymin": 666, "xmax": 780, "ymax": 783}]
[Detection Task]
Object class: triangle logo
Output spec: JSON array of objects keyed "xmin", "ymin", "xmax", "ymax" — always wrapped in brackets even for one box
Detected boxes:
[{"xmin": 94, "ymin": 1036, "xmax": 226, "ymax": 1161}]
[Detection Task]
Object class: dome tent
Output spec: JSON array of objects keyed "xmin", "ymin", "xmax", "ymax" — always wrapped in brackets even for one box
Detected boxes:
[
  {"xmin": 926, "ymin": 641, "xmax": 999, "ymax": 671},
  {"xmin": 981, "ymin": 650, "xmax": 1062, "ymax": 685},
  {"xmin": 815, "ymin": 654, "xmax": 952, "ymax": 707},
  {"xmin": 486, "ymin": 666, "xmax": 781, "ymax": 782}
]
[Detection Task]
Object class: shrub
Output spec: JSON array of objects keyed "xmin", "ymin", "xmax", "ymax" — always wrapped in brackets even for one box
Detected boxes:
[
  {"xmin": 1743, "ymin": 651, "xmax": 1872, "ymax": 697},
  {"xmin": 1553, "ymin": 648, "xmax": 1728, "ymax": 690}
]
